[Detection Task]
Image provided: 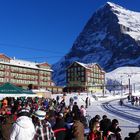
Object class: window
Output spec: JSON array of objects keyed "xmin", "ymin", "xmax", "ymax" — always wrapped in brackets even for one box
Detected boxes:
[
  {"xmin": 0, "ymin": 65, "xmax": 4, "ymax": 69},
  {"xmin": 78, "ymin": 67, "xmax": 80, "ymax": 71},
  {"xmin": 91, "ymin": 73, "xmax": 93, "ymax": 77},
  {"xmin": 82, "ymin": 72, "xmax": 84, "ymax": 75},
  {"xmin": 0, "ymin": 78, "xmax": 4, "ymax": 82},
  {"xmin": 81, "ymin": 77, "xmax": 84, "ymax": 81},
  {"xmin": 5, "ymin": 72, "xmax": 9, "ymax": 76},
  {"xmin": 5, "ymin": 66, "xmax": 9, "ymax": 69},
  {"xmin": 0, "ymin": 71, "xmax": 4, "ymax": 76},
  {"xmin": 0, "ymin": 59, "xmax": 4, "ymax": 62}
]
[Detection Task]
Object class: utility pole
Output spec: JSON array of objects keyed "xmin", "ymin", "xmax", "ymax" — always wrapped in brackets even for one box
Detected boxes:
[
  {"xmin": 127, "ymin": 75, "xmax": 132, "ymax": 95},
  {"xmin": 102, "ymin": 73, "xmax": 106, "ymax": 97},
  {"xmin": 133, "ymin": 83, "xmax": 135, "ymax": 93},
  {"xmin": 102, "ymin": 84, "xmax": 105, "ymax": 97},
  {"xmin": 118, "ymin": 72, "xmax": 140, "ymax": 95},
  {"xmin": 120, "ymin": 75, "xmax": 123, "ymax": 96}
]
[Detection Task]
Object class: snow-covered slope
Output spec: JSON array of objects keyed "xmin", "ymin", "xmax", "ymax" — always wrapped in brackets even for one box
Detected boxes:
[
  {"xmin": 52, "ymin": 2, "xmax": 140, "ymax": 86},
  {"xmin": 106, "ymin": 2, "xmax": 140, "ymax": 40},
  {"xmin": 106, "ymin": 66, "xmax": 140, "ymax": 85}
]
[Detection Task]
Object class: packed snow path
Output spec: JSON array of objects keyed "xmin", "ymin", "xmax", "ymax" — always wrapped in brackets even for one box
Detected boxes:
[
  {"xmin": 102, "ymin": 99, "xmax": 140, "ymax": 123},
  {"xmin": 52, "ymin": 93, "xmax": 139, "ymax": 139},
  {"xmin": 86, "ymin": 97, "xmax": 138, "ymax": 139}
]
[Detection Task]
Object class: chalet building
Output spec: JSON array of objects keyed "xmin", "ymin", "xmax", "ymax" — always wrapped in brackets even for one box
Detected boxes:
[
  {"xmin": 66, "ymin": 61, "xmax": 105, "ymax": 93},
  {"xmin": 0, "ymin": 54, "xmax": 62, "ymax": 93}
]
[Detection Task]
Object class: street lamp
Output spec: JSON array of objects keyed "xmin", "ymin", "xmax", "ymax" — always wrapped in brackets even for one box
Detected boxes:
[
  {"xmin": 133, "ymin": 83, "xmax": 135, "ymax": 93},
  {"xmin": 127, "ymin": 75, "xmax": 132, "ymax": 95},
  {"xmin": 102, "ymin": 74, "xmax": 106, "ymax": 97},
  {"xmin": 120, "ymin": 75, "xmax": 123, "ymax": 96},
  {"xmin": 113, "ymin": 80, "xmax": 116, "ymax": 96}
]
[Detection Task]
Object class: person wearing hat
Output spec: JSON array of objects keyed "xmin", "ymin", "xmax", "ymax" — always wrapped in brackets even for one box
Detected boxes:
[
  {"xmin": 1, "ymin": 109, "xmax": 14, "ymax": 140},
  {"xmin": 10, "ymin": 108, "xmax": 35, "ymax": 140},
  {"xmin": 100, "ymin": 115, "xmax": 111, "ymax": 139},
  {"xmin": 33, "ymin": 110, "xmax": 56, "ymax": 140},
  {"xmin": 127, "ymin": 125, "xmax": 140, "ymax": 140},
  {"xmin": 72, "ymin": 113, "xmax": 84, "ymax": 140},
  {"xmin": 108, "ymin": 119, "xmax": 122, "ymax": 140},
  {"xmin": 53, "ymin": 113, "xmax": 66, "ymax": 140},
  {"xmin": 89, "ymin": 114, "xmax": 101, "ymax": 131}
]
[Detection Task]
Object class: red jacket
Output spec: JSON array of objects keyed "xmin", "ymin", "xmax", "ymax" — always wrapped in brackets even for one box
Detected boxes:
[{"xmin": 88, "ymin": 131, "xmax": 103, "ymax": 140}]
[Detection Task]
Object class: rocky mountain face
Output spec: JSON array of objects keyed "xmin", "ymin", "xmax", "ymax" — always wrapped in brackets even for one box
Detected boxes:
[{"xmin": 52, "ymin": 2, "xmax": 140, "ymax": 86}]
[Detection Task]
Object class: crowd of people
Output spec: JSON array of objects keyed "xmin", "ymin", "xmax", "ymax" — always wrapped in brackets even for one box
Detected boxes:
[
  {"xmin": 127, "ymin": 95, "xmax": 140, "ymax": 106},
  {"xmin": 0, "ymin": 95, "xmax": 140, "ymax": 140}
]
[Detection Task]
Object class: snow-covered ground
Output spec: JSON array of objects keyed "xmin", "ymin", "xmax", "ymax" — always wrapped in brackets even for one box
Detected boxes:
[
  {"xmin": 52, "ymin": 91, "xmax": 140, "ymax": 139},
  {"xmin": 106, "ymin": 66, "xmax": 140, "ymax": 85},
  {"xmin": 0, "ymin": 90, "xmax": 139, "ymax": 139}
]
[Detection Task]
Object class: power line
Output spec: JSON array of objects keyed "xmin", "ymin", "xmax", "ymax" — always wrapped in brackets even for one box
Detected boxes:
[
  {"xmin": 19, "ymin": 56, "xmax": 63, "ymax": 60},
  {"xmin": 118, "ymin": 72, "xmax": 140, "ymax": 75},
  {"xmin": 0, "ymin": 42, "xmax": 65, "ymax": 54}
]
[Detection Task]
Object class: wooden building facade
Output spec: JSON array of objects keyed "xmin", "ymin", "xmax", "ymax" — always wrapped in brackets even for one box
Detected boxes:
[{"xmin": 66, "ymin": 61, "xmax": 105, "ymax": 93}]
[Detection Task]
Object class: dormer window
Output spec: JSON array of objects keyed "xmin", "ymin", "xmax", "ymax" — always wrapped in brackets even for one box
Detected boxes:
[{"xmin": 0, "ymin": 59, "xmax": 4, "ymax": 62}]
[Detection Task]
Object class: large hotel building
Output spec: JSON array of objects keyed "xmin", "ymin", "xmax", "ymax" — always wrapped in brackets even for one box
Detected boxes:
[
  {"xmin": 66, "ymin": 61, "xmax": 105, "ymax": 93},
  {"xmin": 0, "ymin": 54, "xmax": 62, "ymax": 93}
]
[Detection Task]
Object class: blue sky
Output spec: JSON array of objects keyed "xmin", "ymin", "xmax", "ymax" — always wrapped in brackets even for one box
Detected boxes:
[{"xmin": 0, "ymin": 0, "xmax": 140, "ymax": 64}]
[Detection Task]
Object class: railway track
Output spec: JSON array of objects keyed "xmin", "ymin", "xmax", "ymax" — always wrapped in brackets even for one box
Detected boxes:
[{"xmin": 102, "ymin": 99, "xmax": 140, "ymax": 123}]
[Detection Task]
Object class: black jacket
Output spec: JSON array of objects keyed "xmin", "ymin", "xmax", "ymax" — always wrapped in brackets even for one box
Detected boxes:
[{"xmin": 53, "ymin": 118, "xmax": 66, "ymax": 140}]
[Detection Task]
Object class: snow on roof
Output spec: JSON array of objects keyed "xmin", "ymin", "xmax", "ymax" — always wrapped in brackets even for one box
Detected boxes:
[
  {"xmin": 10, "ymin": 59, "xmax": 39, "ymax": 68},
  {"xmin": 0, "ymin": 58, "xmax": 53, "ymax": 71},
  {"xmin": 0, "ymin": 54, "xmax": 11, "ymax": 59},
  {"xmin": 86, "ymin": 62, "xmax": 98, "ymax": 67},
  {"xmin": 37, "ymin": 62, "xmax": 51, "ymax": 66},
  {"xmin": 76, "ymin": 61, "xmax": 89, "ymax": 69},
  {"xmin": 76, "ymin": 61, "xmax": 98, "ymax": 69},
  {"xmin": 76, "ymin": 62, "xmax": 105, "ymax": 72}
]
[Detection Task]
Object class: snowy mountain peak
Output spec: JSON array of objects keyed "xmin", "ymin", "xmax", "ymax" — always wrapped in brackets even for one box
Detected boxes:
[
  {"xmin": 106, "ymin": 1, "xmax": 124, "ymax": 9},
  {"xmin": 104, "ymin": 2, "xmax": 140, "ymax": 40},
  {"xmin": 92, "ymin": 1, "xmax": 140, "ymax": 41},
  {"xmin": 105, "ymin": 1, "xmax": 139, "ymax": 14},
  {"xmin": 53, "ymin": 2, "xmax": 140, "ymax": 86}
]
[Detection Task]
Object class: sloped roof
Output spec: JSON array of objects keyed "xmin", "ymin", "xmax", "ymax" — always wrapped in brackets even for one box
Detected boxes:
[
  {"xmin": 0, "ymin": 54, "xmax": 11, "ymax": 60},
  {"xmin": 66, "ymin": 61, "xmax": 90, "ymax": 70},
  {"xmin": 76, "ymin": 61, "xmax": 97, "ymax": 69},
  {"xmin": 66, "ymin": 61, "xmax": 105, "ymax": 72},
  {"xmin": 0, "ymin": 82, "xmax": 34, "ymax": 95},
  {"xmin": 37, "ymin": 62, "xmax": 50, "ymax": 67},
  {"xmin": 0, "ymin": 59, "xmax": 53, "ymax": 71}
]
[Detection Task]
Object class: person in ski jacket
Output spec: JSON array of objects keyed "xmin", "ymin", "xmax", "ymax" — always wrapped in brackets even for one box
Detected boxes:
[{"xmin": 10, "ymin": 108, "xmax": 35, "ymax": 140}]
